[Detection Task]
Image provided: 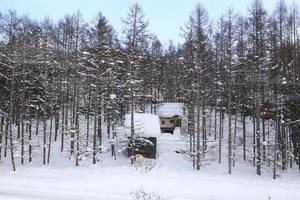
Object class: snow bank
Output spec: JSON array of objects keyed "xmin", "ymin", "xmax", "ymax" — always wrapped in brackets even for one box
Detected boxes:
[
  {"xmin": 124, "ymin": 113, "xmax": 161, "ymax": 137},
  {"xmin": 173, "ymin": 127, "xmax": 181, "ymax": 136},
  {"xmin": 157, "ymin": 103, "xmax": 184, "ymax": 118}
]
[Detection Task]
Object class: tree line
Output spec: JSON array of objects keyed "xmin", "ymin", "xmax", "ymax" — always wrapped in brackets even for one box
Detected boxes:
[{"xmin": 0, "ymin": 0, "xmax": 299, "ymax": 178}]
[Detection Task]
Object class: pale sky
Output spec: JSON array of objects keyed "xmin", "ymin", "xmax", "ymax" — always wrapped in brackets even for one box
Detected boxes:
[{"xmin": 0, "ymin": 0, "xmax": 298, "ymax": 45}]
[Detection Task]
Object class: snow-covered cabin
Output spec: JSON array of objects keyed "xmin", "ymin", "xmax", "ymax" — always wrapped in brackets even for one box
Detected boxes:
[
  {"xmin": 124, "ymin": 113, "xmax": 161, "ymax": 158},
  {"xmin": 124, "ymin": 113, "xmax": 161, "ymax": 137},
  {"xmin": 157, "ymin": 103, "xmax": 184, "ymax": 133}
]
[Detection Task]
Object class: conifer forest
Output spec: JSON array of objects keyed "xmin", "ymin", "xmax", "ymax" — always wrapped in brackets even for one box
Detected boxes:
[{"xmin": 0, "ymin": 0, "xmax": 300, "ymax": 199}]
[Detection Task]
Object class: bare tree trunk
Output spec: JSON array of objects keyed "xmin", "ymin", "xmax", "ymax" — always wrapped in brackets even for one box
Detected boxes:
[
  {"xmin": 111, "ymin": 111, "xmax": 116, "ymax": 160},
  {"xmin": 86, "ymin": 88, "xmax": 91, "ymax": 147},
  {"xmin": 188, "ymin": 105, "xmax": 192, "ymax": 156},
  {"xmin": 70, "ymin": 85, "xmax": 76, "ymax": 156},
  {"xmin": 61, "ymin": 100, "xmax": 65, "ymax": 152},
  {"xmin": 242, "ymin": 113, "xmax": 246, "ymax": 161},
  {"xmin": 202, "ymin": 96, "xmax": 206, "ymax": 155},
  {"xmin": 36, "ymin": 110, "xmax": 39, "ymax": 136},
  {"xmin": 208, "ymin": 108, "xmax": 212, "ymax": 137},
  {"xmin": 0, "ymin": 116, "xmax": 4, "ymax": 160},
  {"xmin": 253, "ymin": 113, "xmax": 256, "ymax": 166},
  {"xmin": 4, "ymin": 118, "xmax": 9, "ymax": 158},
  {"xmin": 256, "ymin": 100, "xmax": 261, "ymax": 175},
  {"xmin": 98, "ymin": 98, "xmax": 102, "ymax": 147},
  {"xmin": 233, "ymin": 112, "xmax": 237, "ymax": 167},
  {"xmin": 130, "ymin": 82, "xmax": 135, "ymax": 165},
  {"xmin": 288, "ymin": 125, "xmax": 293, "ymax": 168},
  {"xmin": 29, "ymin": 117, "xmax": 32, "ymax": 163},
  {"xmin": 221, "ymin": 111, "xmax": 224, "ymax": 139},
  {"xmin": 214, "ymin": 108, "xmax": 217, "ymax": 141},
  {"xmin": 93, "ymin": 87, "xmax": 98, "ymax": 164},
  {"xmin": 196, "ymin": 92, "xmax": 201, "ymax": 170},
  {"xmin": 267, "ymin": 120, "xmax": 270, "ymax": 167},
  {"xmin": 191, "ymin": 105, "xmax": 196, "ymax": 168},
  {"xmin": 65, "ymin": 83, "xmax": 69, "ymax": 138},
  {"xmin": 298, "ymin": 136, "xmax": 300, "ymax": 171},
  {"xmin": 107, "ymin": 101, "xmax": 111, "ymax": 139},
  {"xmin": 21, "ymin": 114, "xmax": 24, "ymax": 165},
  {"xmin": 274, "ymin": 114, "xmax": 279, "ymax": 179},
  {"xmin": 228, "ymin": 94, "xmax": 232, "ymax": 174},
  {"xmin": 76, "ymin": 92, "xmax": 80, "ymax": 166},
  {"xmin": 43, "ymin": 117, "xmax": 47, "ymax": 165},
  {"xmin": 17, "ymin": 117, "xmax": 20, "ymax": 139},
  {"xmin": 218, "ymin": 110, "xmax": 222, "ymax": 164},
  {"xmin": 273, "ymin": 67, "xmax": 280, "ymax": 179},
  {"xmin": 54, "ymin": 109, "xmax": 59, "ymax": 142},
  {"xmin": 281, "ymin": 124, "xmax": 287, "ymax": 170},
  {"xmin": 262, "ymin": 118, "xmax": 266, "ymax": 162},
  {"xmin": 9, "ymin": 68, "xmax": 16, "ymax": 171},
  {"xmin": 47, "ymin": 110, "xmax": 53, "ymax": 164}
]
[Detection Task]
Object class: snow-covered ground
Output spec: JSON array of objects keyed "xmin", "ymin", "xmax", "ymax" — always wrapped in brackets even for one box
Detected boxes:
[{"xmin": 1, "ymin": 131, "xmax": 300, "ymax": 200}]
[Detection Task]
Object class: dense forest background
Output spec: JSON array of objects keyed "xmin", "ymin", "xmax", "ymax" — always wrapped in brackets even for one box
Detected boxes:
[{"xmin": 0, "ymin": 0, "xmax": 299, "ymax": 178}]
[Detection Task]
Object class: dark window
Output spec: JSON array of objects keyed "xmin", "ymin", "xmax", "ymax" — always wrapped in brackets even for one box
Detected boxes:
[
  {"xmin": 170, "ymin": 120, "xmax": 174, "ymax": 123},
  {"xmin": 162, "ymin": 120, "xmax": 165, "ymax": 125}
]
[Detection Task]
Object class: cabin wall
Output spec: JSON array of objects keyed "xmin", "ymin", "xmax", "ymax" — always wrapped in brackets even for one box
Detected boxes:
[{"xmin": 160, "ymin": 117, "xmax": 176, "ymax": 129}]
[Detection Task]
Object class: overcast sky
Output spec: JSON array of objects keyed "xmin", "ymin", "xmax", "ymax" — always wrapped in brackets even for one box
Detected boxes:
[{"xmin": 0, "ymin": 0, "xmax": 298, "ymax": 45}]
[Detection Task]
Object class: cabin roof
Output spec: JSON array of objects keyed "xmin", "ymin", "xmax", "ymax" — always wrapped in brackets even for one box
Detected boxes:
[
  {"xmin": 124, "ymin": 113, "xmax": 161, "ymax": 137},
  {"xmin": 157, "ymin": 103, "xmax": 184, "ymax": 118}
]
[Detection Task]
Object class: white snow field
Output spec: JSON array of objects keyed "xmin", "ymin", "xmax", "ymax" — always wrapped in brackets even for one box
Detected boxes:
[
  {"xmin": 1, "ymin": 112, "xmax": 300, "ymax": 200},
  {"xmin": 1, "ymin": 132, "xmax": 300, "ymax": 200}
]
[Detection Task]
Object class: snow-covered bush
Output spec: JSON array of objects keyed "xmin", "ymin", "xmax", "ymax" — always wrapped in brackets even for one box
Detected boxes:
[
  {"xmin": 134, "ymin": 155, "xmax": 157, "ymax": 173},
  {"xmin": 131, "ymin": 187, "xmax": 168, "ymax": 200}
]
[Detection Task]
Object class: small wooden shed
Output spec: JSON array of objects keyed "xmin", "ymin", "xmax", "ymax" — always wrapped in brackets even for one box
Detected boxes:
[
  {"xmin": 124, "ymin": 113, "xmax": 161, "ymax": 159},
  {"xmin": 157, "ymin": 103, "xmax": 184, "ymax": 134}
]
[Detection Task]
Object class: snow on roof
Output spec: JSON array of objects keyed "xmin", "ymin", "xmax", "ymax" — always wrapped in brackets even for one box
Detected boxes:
[
  {"xmin": 157, "ymin": 103, "xmax": 184, "ymax": 118},
  {"xmin": 124, "ymin": 113, "xmax": 161, "ymax": 137}
]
